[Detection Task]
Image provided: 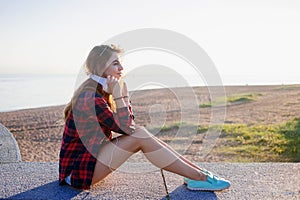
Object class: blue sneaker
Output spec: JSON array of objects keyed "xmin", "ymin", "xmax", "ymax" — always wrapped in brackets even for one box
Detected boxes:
[
  {"xmin": 186, "ymin": 174, "xmax": 231, "ymax": 191},
  {"xmin": 183, "ymin": 168, "xmax": 215, "ymax": 185}
]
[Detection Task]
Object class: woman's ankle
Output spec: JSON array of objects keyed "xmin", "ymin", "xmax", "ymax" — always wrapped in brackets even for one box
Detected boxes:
[
  {"xmin": 199, "ymin": 171, "xmax": 208, "ymax": 181},
  {"xmin": 188, "ymin": 171, "xmax": 207, "ymax": 181}
]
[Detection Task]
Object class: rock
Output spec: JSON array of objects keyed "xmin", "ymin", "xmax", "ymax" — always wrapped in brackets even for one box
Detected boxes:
[{"xmin": 0, "ymin": 123, "xmax": 21, "ymax": 163}]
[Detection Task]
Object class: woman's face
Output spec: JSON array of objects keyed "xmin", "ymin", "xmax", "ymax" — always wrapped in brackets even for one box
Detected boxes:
[{"xmin": 102, "ymin": 52, "xmax": 124, "ymax": 79}]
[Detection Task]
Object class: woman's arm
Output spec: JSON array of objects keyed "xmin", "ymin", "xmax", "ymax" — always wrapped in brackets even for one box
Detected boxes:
[
  {"xmin": 122, "ymin": 81, "xmax": 130, "ymax": 107},
  {"xmin": 93, "ymin": 77, "xmax": 135, "ymax": 135},
  {"xmin": 94, "ymin": 96, "xmax": 135, "ymax": 135}
]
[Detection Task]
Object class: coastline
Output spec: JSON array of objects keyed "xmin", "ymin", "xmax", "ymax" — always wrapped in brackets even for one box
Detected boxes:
[{"xmin": 1, "ymin": 84, "xmax": 300, "ymax": 162}]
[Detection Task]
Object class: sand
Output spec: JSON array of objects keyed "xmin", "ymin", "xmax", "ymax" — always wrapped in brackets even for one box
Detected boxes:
[{"xmin": 0, "ymin": 85, "xmax": 299, "ymax": 162}]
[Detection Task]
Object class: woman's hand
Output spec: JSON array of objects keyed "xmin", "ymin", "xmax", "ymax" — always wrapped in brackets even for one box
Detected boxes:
[{"xmin": 106, "ymin": 75, "xmax": 122, "ymax": 98}]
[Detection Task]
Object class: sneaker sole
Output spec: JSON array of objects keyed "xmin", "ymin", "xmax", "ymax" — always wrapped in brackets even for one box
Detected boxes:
[
  {"xmin": 183, "ymin": 176, "xmax": 225, "ymax": 186},
  {"xmin": 186, "ymin": 185, "xmax": 230, "ymax": 191}
]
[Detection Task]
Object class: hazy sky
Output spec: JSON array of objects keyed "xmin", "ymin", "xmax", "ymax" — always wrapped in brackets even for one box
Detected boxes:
[{"xmin": 1, "ymin": 0, "xmax": 299, "ymax": 85}]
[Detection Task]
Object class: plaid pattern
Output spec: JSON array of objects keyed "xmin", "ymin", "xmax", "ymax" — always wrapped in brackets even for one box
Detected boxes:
[{"xmin": 59, "ymin": 91, "xmax": 135, "ymax": 189}]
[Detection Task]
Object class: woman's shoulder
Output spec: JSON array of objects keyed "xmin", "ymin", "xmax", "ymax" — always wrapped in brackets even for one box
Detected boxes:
[
  {"xmin": 78, "ymin": 90, "xmax": 103, "ymax": 99},
  {"xmin": 75, "ymin": 91, "xmax": 106, "ymax": 109}
]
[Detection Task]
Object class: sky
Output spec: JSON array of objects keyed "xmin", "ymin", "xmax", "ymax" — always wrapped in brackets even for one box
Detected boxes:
[{"xmin": 0, "ymin": 0, "xmax": 300, "ymax": 85}]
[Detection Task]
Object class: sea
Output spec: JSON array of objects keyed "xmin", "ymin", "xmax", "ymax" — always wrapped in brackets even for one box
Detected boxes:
[
  {"xmin": 0, "ymin": 74, "xmax": 77, "ymax": 112},
  {"xmin": 0, "ymin": 73, "xmax": 207, "ymax": 112},
  {"xmin": 0, "ymin": 73, "xmax": 299, "ymax": 112}
]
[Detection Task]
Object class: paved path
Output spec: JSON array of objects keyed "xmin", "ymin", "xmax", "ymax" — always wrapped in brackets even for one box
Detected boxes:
[{"xmin": 0, "ymin": 162, "xmax": 299, "ymax": 200}]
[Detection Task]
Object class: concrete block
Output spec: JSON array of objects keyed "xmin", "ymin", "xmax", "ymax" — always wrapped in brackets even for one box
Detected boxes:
[{"xmin": 0, "ymin": 123, "xmax": 21, "ymax": 163}]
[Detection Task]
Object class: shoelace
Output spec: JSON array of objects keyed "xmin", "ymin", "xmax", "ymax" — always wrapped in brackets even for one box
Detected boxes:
[{"xmin": 207, "ymin": 175, "xmax": 218, "ymax": 184}]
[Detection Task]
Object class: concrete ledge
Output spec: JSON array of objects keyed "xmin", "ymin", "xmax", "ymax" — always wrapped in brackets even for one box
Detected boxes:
[
  {"xmin": 0, "ymin": 162, "xmax": 299, "ymax": 199},
  {"xmin": 0, "ymin": 123, "xmax": 21, "ymax": 163}
]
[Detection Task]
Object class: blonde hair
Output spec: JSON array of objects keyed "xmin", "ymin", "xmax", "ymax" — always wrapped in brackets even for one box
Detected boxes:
[{"xmin": 63, "ymin": 44, "xmax": 123, "ymax": 121}]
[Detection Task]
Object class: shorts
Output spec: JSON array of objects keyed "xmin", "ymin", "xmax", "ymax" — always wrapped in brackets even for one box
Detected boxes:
[{"xmin": 65, "ymin": 173, "xmax": 72, "ymax": 185}]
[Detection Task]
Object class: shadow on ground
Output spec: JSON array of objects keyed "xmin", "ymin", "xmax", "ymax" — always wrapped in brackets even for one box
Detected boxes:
[
  {"xmin": 5, "ymin": 181, "xmax": 217, "ymax": 200},
  {"xmin": 6, "ymin": 181, "xmax": 81, "ymax": 200},
  {"xmin": 161, "ymin": 185, "xmax": 217, "ymax": 200}
]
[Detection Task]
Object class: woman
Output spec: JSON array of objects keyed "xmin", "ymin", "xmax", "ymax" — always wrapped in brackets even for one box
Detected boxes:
[{"xmin": 59, "ymin": 44, "xmax": 230, "ymax": 191}]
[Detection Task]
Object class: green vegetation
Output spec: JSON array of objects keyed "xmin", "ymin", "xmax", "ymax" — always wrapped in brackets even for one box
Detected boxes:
[
  {"xmin": 153, "ymin": 118, "xmax": 300, "ymax": 162},
  {"xmin": 216, "ymin": 118, "xmax": 300, "ymax": 162},
  {"xmin": 160, "ymin": 121, "xmax": 183, "ymax": 131},
  {"xmin": 149, "ymin": 122, "xmax": 195, "ymax": 137},
  {"xmin": 226, "ymin": 93, "xmax": 261, "ymax": 103},
  {"xmin": 199, "ymin": 103, "xmax": 213, "ymax": 108},
  {"xmin": 199, "ymin": 93, "xmax": 262, "ymax": 108}
]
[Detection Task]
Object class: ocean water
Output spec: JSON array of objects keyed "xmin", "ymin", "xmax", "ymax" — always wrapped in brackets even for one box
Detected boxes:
[
  {"xmin": 0, "ymin": 74, "xmax": 77, "ymax": 112},
  {"xmin": 1, "ymin": 73, "xmax": 298, "ymax": 112},
  {"xmin": 0, "ymin": 73, "xmax": 208, "ymax": 112}
]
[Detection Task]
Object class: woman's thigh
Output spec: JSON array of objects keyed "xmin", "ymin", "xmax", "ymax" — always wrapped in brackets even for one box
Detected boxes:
[{"xmin": 91, "ymin": 133, "xmax": 142, "ymax": 185}]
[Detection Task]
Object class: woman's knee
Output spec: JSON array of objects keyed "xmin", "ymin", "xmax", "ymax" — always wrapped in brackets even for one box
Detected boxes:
[{"xmin": 131, "ymin": 126, "xmax": 153, "ymax": 139}]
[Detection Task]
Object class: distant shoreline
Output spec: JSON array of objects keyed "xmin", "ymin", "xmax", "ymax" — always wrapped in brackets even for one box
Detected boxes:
[
  {"xmin": 0, "ymin": 104, "xmax": 67, "ymax": 113},
  {"xmin": 1, "ymin": 72, "xmax": 300, "ymax": 113},
  {"xmin": 1, "ymin": 84, "xmax": 299, "ymax": 162},
  {"xmin": 1, "ymin": 84, "xmax": 300, "ymax": 113}
]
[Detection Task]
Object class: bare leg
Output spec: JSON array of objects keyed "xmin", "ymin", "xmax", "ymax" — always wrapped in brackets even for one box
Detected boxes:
[
  {"xmin": 92, "ymin": 126, "xmax": 207, "ymax": 185},
  {"xmin": 152, "ymin": 136, "xmax": 204, "ymax": 171}
]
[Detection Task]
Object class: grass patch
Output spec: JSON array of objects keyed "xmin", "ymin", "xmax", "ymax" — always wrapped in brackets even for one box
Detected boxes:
[
  {"xmin": 152, "ymin": 118, "xmax": 300, "ymax": 162},
  {"xmin": 216, "ymin": 118, "xmax": 300, "ymax": 162},
  {"xmin": 199, "ymin": 93, "xmax": 262, "ymax": 108},
  {"xmin": 159, "ymin": 121, "xmax": 187, "ymax": 132},
  {"xmin": 149, "ymin": 122, "xmax": 198, "ymax": 137},
  {"xmin": 199, "ymin": 103, "xmax": 212, "ymax": 108},
  {"xmin": 226, "ymin": 93, "xmax": 261, "ymax": 103}
]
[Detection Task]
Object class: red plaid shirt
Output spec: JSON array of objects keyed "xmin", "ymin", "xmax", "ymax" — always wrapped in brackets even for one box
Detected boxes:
[{"xmin": 59, "ymin": 91, "xmax": 135, "ymax": 189}]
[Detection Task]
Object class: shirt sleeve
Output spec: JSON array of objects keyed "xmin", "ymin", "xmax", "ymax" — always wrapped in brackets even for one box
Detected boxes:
[{"xmin": 94, "ymin": 95, "xmax": 135, "ymax": 135}]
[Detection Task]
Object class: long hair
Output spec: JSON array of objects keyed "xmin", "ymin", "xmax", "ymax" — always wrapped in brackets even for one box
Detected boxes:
[{"xmin": 63, "ymin": 44, "xmax": 123, "ymax": 121}]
